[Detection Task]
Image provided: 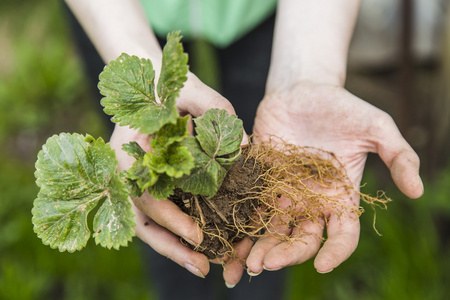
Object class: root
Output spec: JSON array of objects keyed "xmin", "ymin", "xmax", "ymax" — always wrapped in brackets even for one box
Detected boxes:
[
  {"xmin": 172, "ymin": 137, "xmax": 391, "ymax": 259},
  {"xmin": 193, "ymin": 196, "xmax": 206, "ymax": 227},
  {"xmin": 203, "ymin": 196, "xmax": 229, "ymax": 224},
  {"xmin": 232, "ymin": 137, "xmax": 391, "ymax": 244}
]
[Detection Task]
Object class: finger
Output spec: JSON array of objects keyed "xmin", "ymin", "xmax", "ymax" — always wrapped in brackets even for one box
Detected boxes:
[
  {"xmin": 262, "ymin": 219, "xmax": 325, "ymax": 271},
  {"xmin": 222, "ymin": 237, "xmax": 253, "ymax": 288},
  {"xmin": 314, "ymin": 212, "xmax": 360, "ymax": 274},
  {"xmin": 210, "ymin": 257, "xmax": 224, "ymax": 264},
  {"xmin": 246, "ymin": 215, "xmax": 292, "ymax": 275},
  {"xmin": 177, "ymin": 75, "xmax": 249, "ymax": 147},
  {"xmin": 388, "ymin": 150, "xmax": 423, "ymax": 199},
  {"xmin": 133, "ymin": 207, "xmax": 210, "ymax": 278},
  {"xmin": 246, "ymin": 236, "xmax": 280, "ymax": 276},
  {"xmin": 179, "ymin": 75, "xmax": 236, "ymax": 117},
  {"xmin": 374, "ymin": 114, "xmax": 423, "ymax": 199},
  {"xmin": 133, "ymin": 192, "xmax": 204, "ymax": 246},
  {"xmin": 240, "ymin": 135, "xmax": 249, "ymax": 148}
]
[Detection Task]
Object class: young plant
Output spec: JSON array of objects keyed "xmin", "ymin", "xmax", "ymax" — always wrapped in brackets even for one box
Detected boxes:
[
  {"xmin": 33, "ymin": 32, "xmax": 389, "ymax": 259},
  {"xmin": 32, "ymin": 32, "xmax": 243, "ymax": 252}
]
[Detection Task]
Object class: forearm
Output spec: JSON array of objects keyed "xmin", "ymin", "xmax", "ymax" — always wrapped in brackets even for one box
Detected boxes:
[
  {"xmin": 267, "ymin": 0, "xmax": 360, "ymax": 91},
  {"xmin": 65, "ymin": 0, "xmax": 232, "ymax": 120},
  {"xmin": 65, "ymin": 0, "xmax": 162, "ymax": 65}
]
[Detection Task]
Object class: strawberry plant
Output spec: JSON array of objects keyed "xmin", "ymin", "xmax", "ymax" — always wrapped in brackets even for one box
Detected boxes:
[
  {"xmin": 32, "ymin": 32, "xmax": 388, "ymax": 258},
  {"xmin": 32, "ymin": 32, "xmax": 243, "ymax": 252}
]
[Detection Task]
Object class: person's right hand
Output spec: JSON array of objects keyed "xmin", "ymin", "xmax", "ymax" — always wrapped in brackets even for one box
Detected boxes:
[
  {"xmin": 65, "ymin": 0, "xmax": 250, "ymax": 286},
  {"xmin": 109, "ymin": 73, "xmax": 249, "ymax": 284}
]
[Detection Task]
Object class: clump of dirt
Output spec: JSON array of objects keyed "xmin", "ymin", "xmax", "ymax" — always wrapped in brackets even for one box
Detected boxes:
[
  {"xmin": 169, "ymin": 139, "xmax": 390, "ymax": 260},
  {"xmin": 169, "ymin": 148, "xmax": 265, "ymax": 259}
]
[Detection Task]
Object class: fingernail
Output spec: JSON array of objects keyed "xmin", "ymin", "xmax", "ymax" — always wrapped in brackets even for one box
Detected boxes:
[
  {"xmin": 185, "ymin": 263, "xmax": 205, "ymax": 278},
  {"xmin": 183, "ymin": 237, "xmax": 198, "ymax": 247},
  {"xmin": 263, "ymin": 265, "xmax": 281, "ymax": 271},
  {"xmin": 317, "ymin": 268, "xmax": 333, "ymax": 274},
  {"xmin": 240, "ymin": 131, "xmax": 249, "ymax": 147},
  {"xmin": 225, "ymin": 282, "xmax": 236, "ymax": 289},
  {"xmin": 247, "ymin": 269, "xmax": 262, "ymax": 277}
]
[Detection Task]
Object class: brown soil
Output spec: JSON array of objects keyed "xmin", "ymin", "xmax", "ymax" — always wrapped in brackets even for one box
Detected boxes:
[
  {"xmin": 169, "ymin": 149, "xmax": 264, "ymax": 259},
  {"xmin": 169, "ymin": 140, "xmax": 390, "ymax": 260}
]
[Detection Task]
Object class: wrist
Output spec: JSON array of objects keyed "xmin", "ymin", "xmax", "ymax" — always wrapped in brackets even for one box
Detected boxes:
[
  {"xmin": 266, "ymin": 62, "xmax": 346, "ymax": 94},
  {"xmin": 266, "ymin": 68, "xmax": 345, "ymax": 96},
  {"xmin": 267, "ymin": 0, "xmax": 360, "ymax": 93}
]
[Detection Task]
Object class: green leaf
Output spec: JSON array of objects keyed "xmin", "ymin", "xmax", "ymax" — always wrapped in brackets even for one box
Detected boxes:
[
  {"xmin": 93, "ymin": 175, "xmax": 135, "ymax": 250},
  {"xmin": 32, "ymin": 192, "xmax": 101, "ymax": 252},
  {"xmin": 144, "ymin": 143, "xmax": 194, "ymax": 178},
  {"xmin": 175, "ymin": 137, "xmax": 227, "ymax": 197},
  {"xmin": 215, "ymin": 148, "xmax": 242, "ymax": 169},
  {"xmin": 35, "ymin": 134, "xmax": 105, "ymax": 199},
  {"xmin": 127, "ymin": 157, "xmax": 159, "ymax": 192},
  {"xmin": 194, "ymin": 108, "xmax": 243, "ymax": 162},
  {"xmin": 120, "ymin": 171, "xmax": 143, "ymax": 198},
  {"xmin": 122, "ymin": 141, "xmax": 146, "ymax": 160},
  {"xmin": 99, "ymin": 53, "xmax": 178, "ymax": 134},
  {"xmin": 151, "ymin": 116, "xmax": 189, "ymax": 150},
  {"xmin": 32, "ymin": 133, "xmax": 135, "ymax": 252},
  {"xmin": 157, "ymin": 31, "xmax": 188, "ymax": 105},
  {"xmin": 147, "ymin": 173, "xmax": 175, "ymax": 200}
]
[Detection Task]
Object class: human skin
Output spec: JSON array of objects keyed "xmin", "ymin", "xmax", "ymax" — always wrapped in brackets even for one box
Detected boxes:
[
  {"xmin": 65, "ymin": 0, "xmax": 250, "ymax": 285},
  {"xmin": 65, "ymin": 0, "xmax": 423, "ymax": 287},
  {"xmin": 245, "ymin": 0, "xmax": 423, "ymax": 277}
]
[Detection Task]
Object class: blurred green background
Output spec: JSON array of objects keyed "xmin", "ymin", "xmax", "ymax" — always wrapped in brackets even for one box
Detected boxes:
[{"xmin": 1, "ymin": 1, "xmax": 449, "ymax": 299}]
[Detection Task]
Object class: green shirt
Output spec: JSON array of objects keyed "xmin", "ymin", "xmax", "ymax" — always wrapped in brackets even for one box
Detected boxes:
[{"xmin": 140, "ymin": 0, "xmax": 277, "ymax": 47}]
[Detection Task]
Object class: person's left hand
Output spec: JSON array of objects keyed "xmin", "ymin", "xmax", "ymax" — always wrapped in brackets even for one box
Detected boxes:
[{"xmin": 245, "ymin": 80, "xmax": 424, "ymax": 275}]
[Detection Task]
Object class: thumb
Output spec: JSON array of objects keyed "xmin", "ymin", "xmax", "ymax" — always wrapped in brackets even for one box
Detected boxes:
[
  {"xmin": 387, "ymin": 150, "xmax": 423, "ymax": 199},
  {"xmin": 375, "ymin": 117, "xmax": 423, "ymax": 199},
  {"xmin": 177, "ymin": 74, "xmax": 249, "ymax": 147}
]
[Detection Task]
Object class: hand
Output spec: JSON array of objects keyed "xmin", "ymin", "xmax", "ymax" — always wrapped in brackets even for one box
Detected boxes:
[
  {"xmin": 110, "ymin": 73, "xmax": 249, "ymax": 282},
  {"xmin": 66, "ymin": 0, "xmax": 250, "ymax": 285},
  {"xmin": 246, "ymin": 80, "xmax": 424, "ymax": 275}
]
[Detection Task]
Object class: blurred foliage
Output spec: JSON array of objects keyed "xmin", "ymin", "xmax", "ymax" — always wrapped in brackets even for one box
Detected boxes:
[
  {"xmin": 0, "ymin": 0, "xmax": 105, "ymax": 152},
  {"xmin": 0, "ymin": 1, "xmax": 154, "ymax": 299},
  {"xmin": 286, "ymin": 169, "xmax": 450, "ymax": 300},
  {"xmin": 0, "ymin": 1, "xmax": 449, "ymax": 300}
]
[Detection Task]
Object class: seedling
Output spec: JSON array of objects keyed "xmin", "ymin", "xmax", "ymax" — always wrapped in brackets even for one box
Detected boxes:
[{"xmin": 32, "ymin": 32, "xmax": 389, "ymax": 258}]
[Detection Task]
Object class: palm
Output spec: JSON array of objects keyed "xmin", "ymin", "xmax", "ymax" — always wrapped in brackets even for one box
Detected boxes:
[
  {"xmin": 254, "ymin": 82, "xmax": 388, "ymax": 186},
  {"xmin": 246, "ymin": 81, "xmax": 423, "ymax": 274}
]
